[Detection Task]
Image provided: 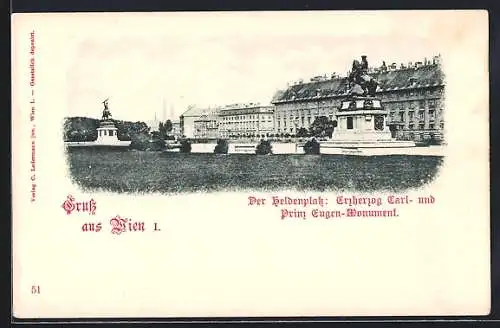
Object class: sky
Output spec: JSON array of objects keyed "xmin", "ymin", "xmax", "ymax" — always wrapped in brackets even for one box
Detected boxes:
[{"xmin": 64, "ymin": 11, "xmax": 453, "ymax": 123}]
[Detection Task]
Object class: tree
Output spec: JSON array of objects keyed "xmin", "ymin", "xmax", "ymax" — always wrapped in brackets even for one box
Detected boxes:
[
  {"xmin": 179, "ymin": 139, "xmax": 192, "ymax": 153},
  {"xmin": 165, "ymin": 120, "xmax": 173, "ymax": 134},
  {"xmin": 63, "ymin": 117, "xmax": 99, "ymax": 142},
  {"xmin": 303, "ymin": 138, "xmax": 320, "ymax": 154},
  {"xmin": 309, "ymin": 116, "xmax": 337, "ymax": 138},
  {"xmin": 115, "ymin": 120, "xmax": 149, "ymax": 141},
  {"xmin": 129, "ymin": 130, "xmax": 165, "ymax": 151},
  {"xmin": 214, "ymin": 139, "xmax": 229, "ymax": 154},
  {"xmin": 158, "ymin": 122, "xmax": 165, "ymax": 139},
  {"xmin": 296, "ymin": 127, "xmax": 309, "ymax": 137},
  {"xmin": 256, "ymin": 139, "xmax": 273, "ymax": 155},
  {"xmin": 158, "ymin": 120, "xmax": 173, "ymax": 139}
]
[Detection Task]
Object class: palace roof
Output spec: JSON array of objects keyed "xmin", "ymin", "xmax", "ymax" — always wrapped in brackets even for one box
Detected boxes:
[
  {"xmin": 272, "ymin": 63, "xmax": 444, "ymax": 103},
  {"xmin": 182, "ymin": 103, "xmax": 273, "ymax": 117},
  {"xmin": 180, "ymin": 106, "xmax": 221, "ymax": 117}
]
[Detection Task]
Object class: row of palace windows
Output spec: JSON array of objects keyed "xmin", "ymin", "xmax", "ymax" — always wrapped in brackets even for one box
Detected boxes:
[
  {"xmin": 275, "ymin": 107, "xmax": 335, "ymax": 116},
  {"xmin": 220, "ymin": 121, "xmax": 273, "ymax": 125},
  {"xmin": 275, "ymin": 105, "xmax": 438, "ymax": 121},
  {"xmin": 276, "ymin": 92, "xmax": 442, "ymax": 112},
  {"xmin": 277, "ymin": 115, "xmax": 335, "ymax": 127},
  {"xmin": 221, "ymin": 115, "xmax": 273, "ymax": 121},
  {"xmin": 276, "ymin": 122, "xmax": 444, "ymax": 134},
  {"xmin": 389, "ymin": 109, "xmax": 436, "ymax": 120},
  {"xmin": 405, "ymin": 122, "xmax": 444, "ymax": 130},
  {"xmin": 194, "ymin": 124, "xmax": 219, "ymax": 130},
  {"xmin": 220, "ymin": 126, "xmax": 274, "ymax": 131},
  {"xmin": 274, "ymin": 109, "xmax": 440, "ymax": 127},
  {"xmin": 390, "ymin": 109, "xmax": 440, "ymax": 121},
  {"xmin": 385, "ymin": 99, "xmax": 439, "ymax": 109},
  {"xmin": 277, "ymin": 113, "xmax": 335, "ymax": 119},
  {"xmin": 277, "ymin": 128, "xmax": 298, "ymax": 133},
  {"xmin": 221, "ymin": 128, "xmax": 275, "ymax": 133},
  {"xmin": 220, "ymin": 122, "xmax": 273, "ymax": 127},
  {"xmin": 381, "ymin": 87, "xmax": 443, "ymax": 99}
]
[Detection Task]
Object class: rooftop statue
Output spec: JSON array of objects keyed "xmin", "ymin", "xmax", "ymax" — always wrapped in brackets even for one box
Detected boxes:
[
  {"xmin": 347, "ymin": 55, "xmax": 379, "ymax": 97},
  {"xmin": 101, "ymin": 98, "xmax": 112, "ymax": 120}
]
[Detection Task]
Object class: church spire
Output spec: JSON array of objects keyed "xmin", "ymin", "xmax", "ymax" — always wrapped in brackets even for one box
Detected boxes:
[
  {"xmin": 169, "ymin": 104, "xmax": 175, "ymax": 120},
  {"xmin": 162, "ymin": 97, "xmax": 167, "ymax": 121}
]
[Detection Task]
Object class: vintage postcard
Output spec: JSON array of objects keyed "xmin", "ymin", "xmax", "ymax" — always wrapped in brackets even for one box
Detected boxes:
[{"xmin": 12, "ymin": 10, "xmax": 490, "ymax": 318}]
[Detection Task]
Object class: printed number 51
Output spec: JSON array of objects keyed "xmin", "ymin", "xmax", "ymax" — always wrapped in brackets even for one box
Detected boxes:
[{"xmin": 31, "ymin": 285, "xmax": 40, "ymax": 294}]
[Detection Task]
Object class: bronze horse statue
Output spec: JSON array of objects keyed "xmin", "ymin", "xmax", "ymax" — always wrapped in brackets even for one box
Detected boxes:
[
  {"xmin": 348, "ymin": 56, "xmax": 379, "ymax": 97},
  {"xmin": 101, "ymin": 98, "xmax": 112, "ymax": 120}
]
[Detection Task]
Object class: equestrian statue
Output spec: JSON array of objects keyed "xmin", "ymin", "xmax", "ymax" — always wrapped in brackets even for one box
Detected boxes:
[
  {"xmin": 101, "ymin": 98, "xmax": 112, "ymax": 120},
  {"xmin": 347, "ymin": 55, "xmax": 379, "ymax": 97}
]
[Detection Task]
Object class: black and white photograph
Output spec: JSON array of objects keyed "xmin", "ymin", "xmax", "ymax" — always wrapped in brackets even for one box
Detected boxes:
[
  {"xmin": 12, "ymin": 10, "xmax": 490, "ymax": 319},
  {"xmin": 62, "ymin": 12, "xmax": 447, "ymax": 194}
]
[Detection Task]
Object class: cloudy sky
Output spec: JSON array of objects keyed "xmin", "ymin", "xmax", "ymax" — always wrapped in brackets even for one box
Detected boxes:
[{"xmin": 64, "ymin": 11, "xmax": 457, "ymax": 122}]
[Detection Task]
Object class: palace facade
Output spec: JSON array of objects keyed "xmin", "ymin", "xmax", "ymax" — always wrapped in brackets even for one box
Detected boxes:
[
  {"xmin": 180, "ymin": 103, "xmax": 274, "ymax": 139},
  {"xmin": 180, "ymin": 105, "xmax": 220, "ymax": 138},
  {"xmin": 271, "ymin": 55, "xmax": 445, "ymax": 141},
  {"xmin": 193, "ymin": 112, "xmax": 220, "ymax": 139},
  {"xmin": 218, "ymin": 103, "xmax": 274, "ymax": 139}
]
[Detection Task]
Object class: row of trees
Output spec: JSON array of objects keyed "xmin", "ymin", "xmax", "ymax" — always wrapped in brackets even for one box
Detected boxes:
[
  {"xmin": 63, "ymin": 117, "xmax": 170, "ymax": 151},
  {"xmin": 297, "ymin": 116, "xmax": 337, "ymax": 138},
  {"xmin": 211, "ymin": 138, "xmax": 320, "ymax": 155},
  {"xmin": 63, "ymin": 117, "xmax": 151, "ymax": 142},
  {"xmin": 225, "ymin": 116, "xmax": 337, "ymax": 139},
  {"xmin": 64, "ymin": 116, "xmax": 336, "ymax": 143},
  {"xmin": 63, "ymin": 117, "xmax": 100, "ymax": 142}
]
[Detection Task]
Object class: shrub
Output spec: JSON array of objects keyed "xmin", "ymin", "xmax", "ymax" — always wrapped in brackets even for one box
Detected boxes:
[
  {"xmin": 63, "ymin": 117, "xmax": 99, "ymax": 141},
  {"xmin": 129, "ymin": 132, "xmax": 151, "ymax": 150},
  {"xmin": 147, "ymin": 138, "xmax": 166, "ymax": 151},
  {"xmin": 427, "ymin": 134, "xmax": 442, "ymax": 145},
  {"xmin": 179, "ymin": 139, "xmax": 192, "ymax": 153},
  {"xmin": 129, "ymin": 132, "xmax": 166, "ymax": 151},
  {"xmin": 309, "ymin": 116, "xmax": 336, "ymax": 138},
  {"xmin": 255, "ymin": 139, "xmax": 272, "ymax": 155},
  {"xmin": 214, "ymin": 139, "xmax": 229, "ymax": 154},
  {"xmin": 303, "ymin": 138, "xmax": 320, "ymax": 155},
  {"xmin": 296, "ymin": 127, "xmax": 309, "ymax": 138}
]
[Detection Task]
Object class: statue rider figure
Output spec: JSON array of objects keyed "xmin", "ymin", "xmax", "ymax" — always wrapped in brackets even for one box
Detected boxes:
[
  {"xmin": 102, "ymin": 98, "xmax": 112, "ymax": 120},
  {"xmin": 348, "ymin": 55, "xmax": 379, "ymax": 97}
]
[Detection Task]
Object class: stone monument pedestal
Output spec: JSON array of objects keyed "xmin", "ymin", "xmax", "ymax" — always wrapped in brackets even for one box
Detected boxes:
[
  {"xmin": 321, "ymin": 96, "xmax": 415, "ymax": 151},
  {"xmin": 333, "ymin": 96, "xmax": 392, "ymax": 142},
  {"xmin": 95, "ymin": 119, "xmax": 120, "ymax": 145}
]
